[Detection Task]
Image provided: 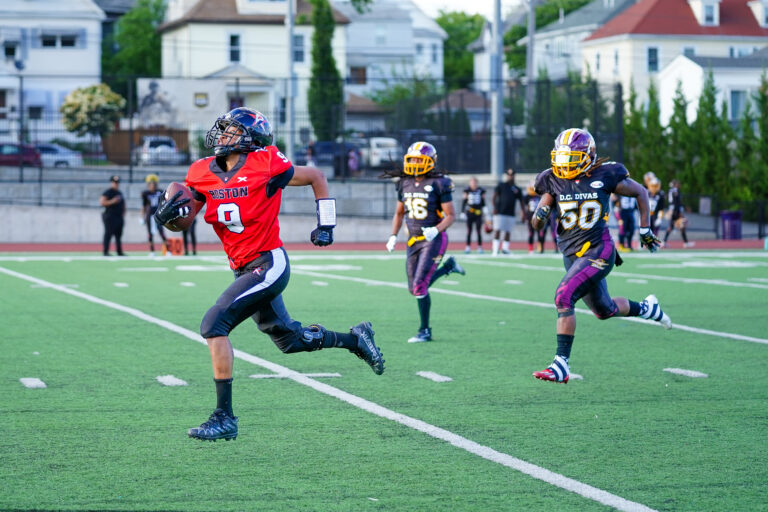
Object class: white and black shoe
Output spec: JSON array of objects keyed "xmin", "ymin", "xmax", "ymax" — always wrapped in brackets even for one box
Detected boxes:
[{"xmin": 640, "ymin": 294, "xmax": 672, "ymax": 329}]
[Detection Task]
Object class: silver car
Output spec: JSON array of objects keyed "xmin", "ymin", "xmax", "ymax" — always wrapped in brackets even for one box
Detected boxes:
[{"xmin": 36, "ymin": 143, "xmax": 84, "ymax": 168}]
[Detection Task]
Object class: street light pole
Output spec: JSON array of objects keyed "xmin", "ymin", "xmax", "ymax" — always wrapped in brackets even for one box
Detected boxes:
[{"xmin": 15, "ymin": 59, "xmax": 25, "ymax": 183}]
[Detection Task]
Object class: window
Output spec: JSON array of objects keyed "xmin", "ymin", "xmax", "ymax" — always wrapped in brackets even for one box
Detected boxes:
[
  {"xmin": 595, "ymin": 52, "xmax": 600, "ymax": 72},
  {"xmin": 293, "ymin": 34, "xmax": 304, "ymax": 63},
  {"xmin": 647, "ymin": 47, "xmax": 658, "ymax": 72},
  {"xmin": 3, "ymin": 42, "xmax": 17, "ymax": 59},
  {"xmin": 431, "ymin": 43, "xmax": 438, "ymax": 64},
  {"xmin": 704, "ymin": 4, "xmax": 714, "ymax": 24},
  {"xmin": 683, "ymin": 46, "xmax": 695, "ymax": 58},
  {"xmin": 730, "ymin": 90, "xmax": 747, "ymax": 121},
  {"xmin": 416, "ymin": 43, "xmax": 423, "ymax": 55},
  {"xmin": 613, "ymin": 49, "xmax": 619, "ymax": 72},
  {"xmin": 375, "ymin": 27, "xmax": 386, "ymax": 46},
  {"xmin": 229, "ymin": 34, "xmax": 241, "ymax": 63},
  {"xmin": 40, "ymin": 33, "xmax": 79, "ymax": 48},
  {"xmin": 349, "ymin": 66, "xmax": 366, "ymax": 85}
]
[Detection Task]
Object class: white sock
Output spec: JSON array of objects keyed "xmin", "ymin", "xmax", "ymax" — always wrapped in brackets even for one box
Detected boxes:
[
  {"xmin": 502, "ymin": 241, "xmax": 510, "ymax": 252},
  {"xmin": 492, "ymin": 239, "xmax": 500, "ymax": 254}
]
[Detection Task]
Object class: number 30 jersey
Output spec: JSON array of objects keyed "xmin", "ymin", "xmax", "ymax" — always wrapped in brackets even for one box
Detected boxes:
[
  {"xmin": 396, "ymin": 175, "xmax": 454, "ymax": 237},
  {"xmin": 534, "ymin": 162, "xmax": 629, "ymax": 257},
  {"xmin": 185, "ymin": 146, "xmax": 293, "ymax": 269}
]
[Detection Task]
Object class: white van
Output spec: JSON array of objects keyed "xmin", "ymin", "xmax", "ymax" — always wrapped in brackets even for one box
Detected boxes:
[{"xmin": 362, "ymin": 137, "xmax": 401, "ymax": 169}]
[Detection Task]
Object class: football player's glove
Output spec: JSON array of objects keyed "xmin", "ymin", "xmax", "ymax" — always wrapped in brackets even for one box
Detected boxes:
[
  {"xmin": 534, "ymin": 205, "xmax": 551, "ymax": 222},
  {"xmin": 422, "ymin": 226, "xmax": 439, "ymax": 242},
  {"xmin": 310, "ymin": 226, "xmax": 334, "ymax": 247},
  {"xmin": 386, "ymin": 235, "xmax": 397, "ymax": 252},
  {"xmin": 154, "ymin": 191, "xmax": 190, "ymax": 226},
  {"xmin": 639, "ymin": 227, "xmax": 661, "ymax": 253}
]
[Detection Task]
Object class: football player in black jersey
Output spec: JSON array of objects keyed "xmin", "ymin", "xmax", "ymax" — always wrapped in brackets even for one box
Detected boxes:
[
  {"xmin": 461, "ymin": 177, "xmax": 487, "ymax": 253},
  {"xmin": 647, "ymin": 177, "xmax": 665, "ymax": 236},
  {"xmin": 530, "ymin": 128, "xmax": 672, "ymax": 384},
  {"xmin": 141, "ymin": 174, "xmax": 168, "ymax": 256},
  {"xmin": 385, "ymin": 142, "xmax": 466, "ymax": 343}
]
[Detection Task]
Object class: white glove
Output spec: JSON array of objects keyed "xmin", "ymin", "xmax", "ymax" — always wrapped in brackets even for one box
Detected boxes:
[
  {"xmin": 459, "ymin": 212, "xmax": 467, "ymax": 221},
  {"xmin": 422, "ymin": 226, "xmax": 439, "ymax": 242},
  {"xmin": 654, "ymin": 216, "xmax": 662, "ymax": 228},
  {"xmin": 386, "ymin": 235, "xmax": 397, "ymax": 252},
  {"xmin": 138, "ymin": 217, "xmax": 146, "ymax": 226}
]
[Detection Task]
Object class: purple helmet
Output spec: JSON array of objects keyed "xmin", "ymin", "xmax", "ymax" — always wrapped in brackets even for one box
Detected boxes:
[
  {"xmin": 551, "ymin": 128, "xmax": 596, "ymax": 179},
  {"xmin": 403, "ymin": 141, "xmax": 437, "ymax": 176}
]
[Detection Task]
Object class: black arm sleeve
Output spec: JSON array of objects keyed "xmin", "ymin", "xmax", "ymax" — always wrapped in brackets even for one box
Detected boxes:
[
  {"xmin": 188, "ymin": 186, "xmax": 206, "ymax": 203},
  {"xmin": 266, "ymin": 166, "xmax": 295, "ymax": 198}
]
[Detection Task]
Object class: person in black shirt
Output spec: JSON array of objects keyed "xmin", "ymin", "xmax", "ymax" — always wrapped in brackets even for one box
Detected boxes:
[
  {"xmin": 461, "ymin": 177, "xmax": 486, "ymax": 253},
  {"xmin": 491, "ymin": 168, "xmax": 523, "ymax": 255},
  {"xmin": 141, "ymin": 174, "xmax": 168, "ymax": 256},
  {"xmin": 183, "ymin": 219, "xmax": 198, "ymax": 256},
  {"xmin": 522, "ymin": 181, "xmax": 546, "ymax": 253},
  {"xmin": 663, "ymin": 179, "xmax": 693, "ymax": 247},
  {"xmin": 99, "ymin": 175, "xmax": 126, "ymax": 256},
  {"xmin": 647, "ymin": 177, "xmax": 665, "ymax": 236}
]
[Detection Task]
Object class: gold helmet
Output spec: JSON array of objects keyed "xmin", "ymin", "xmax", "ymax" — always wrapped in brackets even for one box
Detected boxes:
[
  {"xmin": 551, "ymin": 128, "xmax": 596, "ymax": 180},
  {"xmin": 403, "ymin": 141, "xmax": 437, "ymax": 176},
  {"xmin": 145, "ymin": 173, "xmax": 159, "ymax": 184}
]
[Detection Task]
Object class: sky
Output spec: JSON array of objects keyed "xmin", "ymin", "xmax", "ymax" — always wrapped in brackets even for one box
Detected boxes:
[{"xmin": 411, "ymin": 0, "xmax": 525, "ymax": 19}]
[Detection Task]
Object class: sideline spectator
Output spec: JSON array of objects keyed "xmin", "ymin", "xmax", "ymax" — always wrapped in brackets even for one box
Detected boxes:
[
  {"xmin": 141, "ymin": 174, "xmax": 168, "ymax": 256},
  {"xmin": 461, "ymin": 177, "xmax": 487, "ymax": 253},
  {"xmin": 491, "ymin": 168, "xmax": 523, "ymax": 255},
  {"xmin": 183, "ymin": 218, "xmax": 197, "ymax": 256},
  {"xmin": 99, "ymin": 175, "xmax": 125, "ymax": 256},
  {"xmin": 664, "ymin": 179, "xmax": 694, "ymax": 247},
  {"xmin": 523, "ymin": 181, "xmax": 546, "ymax": 253}
]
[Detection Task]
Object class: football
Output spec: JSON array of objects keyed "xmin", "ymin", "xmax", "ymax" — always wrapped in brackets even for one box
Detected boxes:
[{"xmin": 162, "ymin": 182, "xmax": 203, "ymax": 232}]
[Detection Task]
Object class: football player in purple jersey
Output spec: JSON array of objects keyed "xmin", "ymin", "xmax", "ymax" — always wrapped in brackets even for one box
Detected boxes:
[
  {"xmin": 385, "ymin": 142, "xmax": 466, "ymax": 343},
  {"xmin": 530, "ymin": 128, "xmax": 672, "ymax": 384}
]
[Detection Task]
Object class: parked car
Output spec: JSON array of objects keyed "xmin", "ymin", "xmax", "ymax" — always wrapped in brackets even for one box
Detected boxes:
[
  {"xmin": 0, "ymin": 142, "xmax": 42, "ymax": 168},
  {"xmin": 360, "ymin": 137, "xmax": 401, "ymax": 169},
  {"xmin": 132, "ymin": 136, "xmax": 186, "ymax": 166},
  {"xmin": 294, "ymin": 140, "xmax": 362, "ymax": 168},
  {"xmin": 36, "ymin": 143, "xmax": 84, "ymax": 167}
]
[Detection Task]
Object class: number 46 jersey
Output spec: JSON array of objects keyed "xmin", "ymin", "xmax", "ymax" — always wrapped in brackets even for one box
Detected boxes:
[
  {"xmin": 534, "ymin": 162, "xmax": 629, "ymax": 257},
  {"xmin": 185, "ymin": 145, "xmax": 293, "ymax": 269},
  {"xmin": 397, "ymin": 175, "xmax": 454, "ymax": 236}
]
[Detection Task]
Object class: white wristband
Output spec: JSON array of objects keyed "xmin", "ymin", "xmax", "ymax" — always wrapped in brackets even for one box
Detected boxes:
[
  {"xmin": 639, "ymin": 227, "xmax": 650, "ymax": 235},
  {"xmin": 316, "ymin": 198, "xmax": 336, "ymax": 227}
]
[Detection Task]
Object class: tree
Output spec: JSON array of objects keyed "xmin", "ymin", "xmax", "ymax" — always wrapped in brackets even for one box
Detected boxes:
[
  {"xmin": 665, "ymin": 81, "xmax": 695, "ymax": 189},
  {"xmin": 733, "ymin": 100, "xmax": 761, "ymax": 203},
  {"xmin": 102, "ymin": 0, "xmax": 165, "ymax": 103},
  {"xmin": 435, "ymin": 11, "xmax": 485, "ymax": 91},
  {"xmin": 307, "ymin": 0, "xmax": 344, "ymax": 141},
  {"xmin": 623, "ymin": 81, "xmax": 644, "ymax": 171},
  {"xmin": 755, "ymin": 74, "xmax": 768, "ymax": 192},
  {"xmin": 60, "ymin": 84, "xmax": 126, "ymax": 154},
  {"xmin": 504, "ymin": 0, "xmax": 591, "ymax": 71},
  {"xmin": 690, "ymin": 70, "xmax": 731, "ymax": 199},
  {"xmin": 637, "ymin": 80, "xmax": 666, "ymax": 182},
  {"xmin": 368, "ymin": 73, "xmax": 443, "ymax": 131}
]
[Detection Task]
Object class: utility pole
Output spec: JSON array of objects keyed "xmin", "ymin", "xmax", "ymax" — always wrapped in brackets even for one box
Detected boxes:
[
  {"xmin": 490, "ymin": 0, "xmax": 504, "ymax": 180},
  {"xmin": 15, "ymin": 59, "xmax": 25, "ymax": 183},
  {"xmin": 286, "ymin": 0, "xmax": 296, "ymax": 161}
]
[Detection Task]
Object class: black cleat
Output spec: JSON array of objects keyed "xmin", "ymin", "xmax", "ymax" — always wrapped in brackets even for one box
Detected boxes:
[
  {"xmin": 444, "ymin": 256, "xmax": 465, "ymax": 276},
  {"xmin": 407, "ymin": 327, "xmax": 432, "ymax": 343},
  {"xmin": 187, "ymin": 408, "xmax": 238, "ymax": 441},
  {"xmin": 350, "ymin": 322, "xmax": 385, "ymax": 375}
]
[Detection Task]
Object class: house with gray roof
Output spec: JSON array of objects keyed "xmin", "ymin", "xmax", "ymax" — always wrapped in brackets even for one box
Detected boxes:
[
  {"xmin": 658, "ymin": 46, "xmax": 768, "ymax": 125},
  {"xmin": 517, "ymin": 0, "xmax": 634, "ymax": 81}
]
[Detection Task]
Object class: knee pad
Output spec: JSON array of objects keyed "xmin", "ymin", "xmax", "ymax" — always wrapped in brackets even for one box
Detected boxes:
[{"xmin": 593, "ymin": 302, "xmax": 618, "ymax": 320}]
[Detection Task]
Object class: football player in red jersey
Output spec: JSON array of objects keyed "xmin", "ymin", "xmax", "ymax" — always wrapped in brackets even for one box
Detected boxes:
[
  {"xmin": 384, "ymin": 142, "xmax": 466, "ymax": 343},
  {"xmin": 155, "ymin": 108, "xmax": 384, "ymax": 441},
  {"xmin": 530, "ymin": 128, "xmax": 671, "ymax": 384}
]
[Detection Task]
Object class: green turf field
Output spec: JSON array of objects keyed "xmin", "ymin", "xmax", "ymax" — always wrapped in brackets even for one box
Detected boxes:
[{"xmin": 1, "ymin": 250, "xmax": 767, "ymax": 511}]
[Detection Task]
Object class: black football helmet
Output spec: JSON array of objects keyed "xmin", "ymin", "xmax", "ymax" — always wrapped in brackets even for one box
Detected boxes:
[{"xmin": 205, "ymin": 107, "xmax": 273, "ymax": 156}]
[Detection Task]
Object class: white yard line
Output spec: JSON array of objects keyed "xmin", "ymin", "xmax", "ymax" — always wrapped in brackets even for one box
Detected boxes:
[
  {"xmin": 0, "ymin": 265, "xmax": 656, "ymax": 512},
  {"xmin": 250, "ymin": 372, "xmax": 342, "ymax": 379},
  {"xmin": 19, "ymin": 377, "xmax": 46, "ymax": 389},
  {"xmin": 663, "ymin": 368, "xmax": 708, "ymax": 378},
  {"xmin": 289, "ymin": 269, "xmax": 768, "ymax": 346},
  {"xmin": 156, "ymin": 375, "xmax": 188, "ymax": 386},
  {"xmin": 416, "ymin": 371, "xmax": 453, "ymax": 382}
]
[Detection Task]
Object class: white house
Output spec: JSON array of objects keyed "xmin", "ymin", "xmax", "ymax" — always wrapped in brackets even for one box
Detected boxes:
[
  {"xmin": 516, "ymin": 0, "xmax": 634, "ymax": 81},
  {"xmin": 581, "ymin": 0, "xmax": 768, "ymax": 106},
  {"xmin": 658, "ymin": 48, "xmax": 768, "ymax": 125},
  {"xmin": 331, "ymin": 0, "xmax": 445, "ymax": 97},
  {"xmin": 468, "ymin": 9, "xmax": 526, "ymax": 93},
  {"xmin": 159, "ymin": 0, "xmax": 349, "ymax": 137},
  {"xmin": 0, "ymin": 0, "xmax": 105, "ymax": 142}
]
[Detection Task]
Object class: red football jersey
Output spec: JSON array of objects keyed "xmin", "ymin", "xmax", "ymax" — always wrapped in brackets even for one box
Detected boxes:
[{"xmin": 185, "ymin": 146, "xmax": 292, "ymax": 269}]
